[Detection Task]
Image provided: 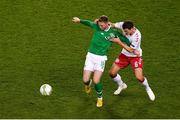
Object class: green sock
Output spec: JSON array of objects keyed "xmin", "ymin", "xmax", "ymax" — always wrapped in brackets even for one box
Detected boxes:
[{"xmin": 95, "ymin": 82, "xmax": 103, "ymax": 98}]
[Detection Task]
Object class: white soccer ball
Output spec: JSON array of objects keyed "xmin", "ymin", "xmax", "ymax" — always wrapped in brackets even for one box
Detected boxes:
[{"xmin": 40, "ymin": 84, "xmax": 52, "ymax": 96}]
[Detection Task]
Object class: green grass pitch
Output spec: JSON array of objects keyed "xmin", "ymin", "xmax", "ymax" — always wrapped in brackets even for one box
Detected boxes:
[{"xmin": 0, "ymin": 0, "xmax": 179, "ymax": 118}]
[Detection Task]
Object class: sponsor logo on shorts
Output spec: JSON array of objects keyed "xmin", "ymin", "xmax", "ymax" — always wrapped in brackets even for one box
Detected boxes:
[{"xmin": 101, "ymin": 61, "xmax": 105, "ymax": 69}]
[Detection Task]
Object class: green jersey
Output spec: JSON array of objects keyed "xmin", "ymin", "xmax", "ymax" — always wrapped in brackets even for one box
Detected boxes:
[{"xmin": 80, "ymin": 19, "xmax": 131, "ymax": 56}]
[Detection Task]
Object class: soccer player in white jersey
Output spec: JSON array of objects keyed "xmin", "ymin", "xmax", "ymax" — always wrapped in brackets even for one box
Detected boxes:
[{"xmin": 109, "ymin": 21, "xmax": 155, "ymax": 101}]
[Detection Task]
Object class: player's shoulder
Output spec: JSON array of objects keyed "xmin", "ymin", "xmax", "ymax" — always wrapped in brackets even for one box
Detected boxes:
[
  {"xmin": 110, "ymin": 27, "xmax": 121, "ymax": 33},
  {"xmin": 111, "ymin": 28, "xmax": 124, "ymax": 36},
  {"xmin": 110, "ymin": 27, "xmax": 118, "ymax": 31},
  {"xmin": 95, "ymin": 24, "xmax": 101, "ymax": 31},
  {"xmin": 131, "ymin": 28, "xmax": 141, "ymax": 42},
  {"xmin": 135, "ymin": 28, "xmax": 141, "ymax": 37}
]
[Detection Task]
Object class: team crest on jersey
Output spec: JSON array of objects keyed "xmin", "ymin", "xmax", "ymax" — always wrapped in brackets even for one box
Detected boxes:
[{"xmin": 101, "ymin": 32, "xmax": 104, "ymax": 35}]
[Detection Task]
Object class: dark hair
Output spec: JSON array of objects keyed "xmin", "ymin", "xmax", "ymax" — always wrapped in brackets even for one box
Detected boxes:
[
  {"xmin": 98, "ymin": 15, "xmax": 109, "ymax": 23},
  {"xmin": 122, "ymin": 21, "xmax": 134, "ymax": 29}
]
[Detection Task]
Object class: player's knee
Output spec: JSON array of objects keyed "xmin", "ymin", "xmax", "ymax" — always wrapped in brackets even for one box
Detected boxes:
[
  {"xmin": 83, "ymin": 76, "xmax": 89, "ymax": 83},
  {"xmin": 93, "ymin": 79, "xmax": 100, "ymax": 84},
  {"xmin": 135, "ymin": 75, "xmax": 144, "ymax": 82},
  {"xmin": 109, "ymin": 70, "xmax": 116, "ymax": 78}
]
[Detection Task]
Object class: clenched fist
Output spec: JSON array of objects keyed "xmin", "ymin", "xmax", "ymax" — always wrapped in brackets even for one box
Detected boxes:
[{"xmin": 72, "ymin": 17, "xmax": 80, "ymax": 23}]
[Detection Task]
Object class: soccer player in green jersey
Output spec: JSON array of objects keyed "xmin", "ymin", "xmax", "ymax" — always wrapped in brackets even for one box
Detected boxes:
[{"xmin": 72, "ymin": 15, "xmax": 131, "ymax": 107}]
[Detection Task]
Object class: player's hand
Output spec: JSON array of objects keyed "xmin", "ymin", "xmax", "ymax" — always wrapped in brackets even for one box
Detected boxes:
[
  {"xmin": 109, "ymin": 22, "xmax": 115, "ymax": 27},
  {"xmin": 134, "ymin": 49, "xmax": 140, "ymax": 57},
  {"xmin": 94, "ymin": 19, "xmax": 99, "ymax": 24},
  {"xmin": 72, "ymin": 17, "xmax": 80, "ymax": 23}
]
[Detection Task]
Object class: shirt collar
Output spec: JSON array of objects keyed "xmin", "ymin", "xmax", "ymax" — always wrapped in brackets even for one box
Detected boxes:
[{"xmin": 104, "ymin": 25, "xmax": 111, "ymax": 32}]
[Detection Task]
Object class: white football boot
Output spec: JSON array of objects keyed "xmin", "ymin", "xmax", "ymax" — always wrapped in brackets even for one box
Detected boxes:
[{"xmin": 114, "ymin": 83, "xmax": 127, "ymax": 95}]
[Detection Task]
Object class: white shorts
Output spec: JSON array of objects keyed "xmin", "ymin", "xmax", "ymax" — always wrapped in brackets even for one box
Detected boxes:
[{"xmin": 84, "ymin": 52, "xmax": 107, "ymax": 72}]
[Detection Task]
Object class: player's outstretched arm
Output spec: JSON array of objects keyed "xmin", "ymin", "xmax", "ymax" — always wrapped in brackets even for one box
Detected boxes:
[
  {"xmin": 72, "ymin": 17, "xmax": 97, "ymax": 29},
  {"xmin": 110, "ymin": 38, "xmax": 140, "ymax": 56}
]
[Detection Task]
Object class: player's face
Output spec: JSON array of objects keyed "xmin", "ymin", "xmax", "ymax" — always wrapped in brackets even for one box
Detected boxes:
[
  {"xmin": 98, "ymin": 22, "xmax": 109, "ymax": 30},
  {"xmin": 123, "ymin": 28, "xmax": 132, "ymax": 35}
]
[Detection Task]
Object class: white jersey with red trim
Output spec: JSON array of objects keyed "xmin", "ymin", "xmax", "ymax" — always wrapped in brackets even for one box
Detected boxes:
[{"xmin": 115, "ymin": 22, "xmax": 142, "ymax": 57}]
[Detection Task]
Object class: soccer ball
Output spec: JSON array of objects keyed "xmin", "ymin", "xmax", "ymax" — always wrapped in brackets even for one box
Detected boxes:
[{"xmin": 40, "ymin": 84, "xmax": 52, "ymax": 96}]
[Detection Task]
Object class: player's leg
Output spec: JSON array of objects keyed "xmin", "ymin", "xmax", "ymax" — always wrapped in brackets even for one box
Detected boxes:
[
  {"xmin": 83, "ymin": 55, "xmax": 94, "ymax": 94},
  {"xmin": 109, "ymin": 54, "xmax": 128, "ymax": 95},
  {"xmin": 134, "ymin": 68, "xmax": 155, "ymax": 101},
  {"xmin": 109, "ymin": 63, "xmax": 127, "ymax": 95},
  {"xmin": 93, "ymin": 70, "xmax": 103, "ymax": 107},
  {"xmin": 93, "ymin": 70, "xmax": 103, "ymax": 98},
  {"xmin": 131, "ymin": 58, "xmax": 155, "ymax": 101},
  {"xmin": 83, "ymin": 70, "xmax": 92, "ymax": 94},
  {"xmin": 109, "ymin": 63, "xmax": 124, "ymax": 85},
  {"xmin": 93, "ymin": 59, "xmax": 106, "ymax": 107}
]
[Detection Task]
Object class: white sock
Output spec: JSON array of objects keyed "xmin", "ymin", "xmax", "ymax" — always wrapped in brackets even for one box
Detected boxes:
[
  {"xmin": 142, "ymin": 77, "xmax": 150, "ymax": 90},
  {"xmin": 113, "ymin": 74, "xmax": 123, "ymax": 86}
]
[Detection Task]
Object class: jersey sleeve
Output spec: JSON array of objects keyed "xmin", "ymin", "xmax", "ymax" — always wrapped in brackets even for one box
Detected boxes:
[
  {"xmin": 115, "ymin": 31, "xmax": 131, "ymax": 46},
  {"xmin": 114, "ymin": 22, "xmax": 124, "ymax": 29},
  {"xmin": 80, "ymin": 19, "xmax": 98, "ymax": 30}
]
